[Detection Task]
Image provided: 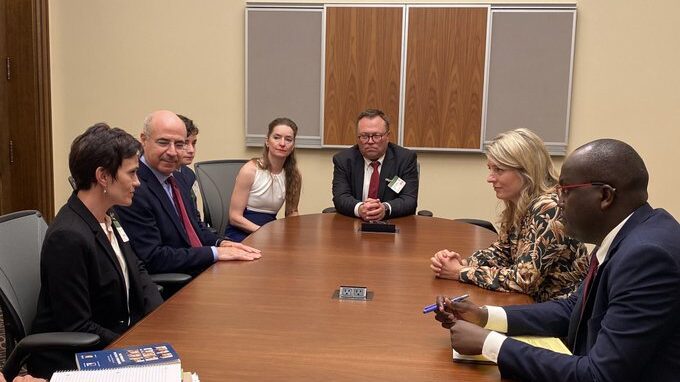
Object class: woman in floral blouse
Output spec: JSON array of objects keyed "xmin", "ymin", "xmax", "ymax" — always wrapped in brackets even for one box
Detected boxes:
[{"xmin": 430, "ymin": 128, "xmax": 589, "ymax": 302}]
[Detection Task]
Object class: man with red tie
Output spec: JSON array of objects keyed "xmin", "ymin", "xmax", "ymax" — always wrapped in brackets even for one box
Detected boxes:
[
  {"xmin": 433, "ymin": 139, "xmax": 680, "ymax": 381},
  {"xmin": 332, "ymin": 109, "xmax": 419, "ymax": 221},
  {"xmin": 115, "ymin": 110, "xmax": 261, "ymax": 275}
]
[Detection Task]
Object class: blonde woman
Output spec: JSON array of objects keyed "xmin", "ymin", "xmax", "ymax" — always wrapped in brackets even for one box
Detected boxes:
[
  {"xmin": 225, "ymin": 117, "xmax": 302, "ymax": 242},
  {"xmin": 430, "ymin": 128, "xmax": 588, "ymax": 302}
]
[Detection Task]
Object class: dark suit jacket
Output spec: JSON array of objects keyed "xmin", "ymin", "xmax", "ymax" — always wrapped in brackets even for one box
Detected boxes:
[
  {"xmin": 179, "ymin": 164, "xmax": 203, "ymax": 221},
  {"xmin": 496, "ymin": 203, "xmax": 680, "ymax": 381},
  {"xmin": 28, "ymin": 193, "xmax": 163, "ymax": 378},
  {"xmin": 332, "ymin": 143, "xmax": 418, "ymax": 218},
  {"xmin": 179, "ymin": 164, "xmax": 196, "ymax": 186},
  {"xmin": 114, "ymin": 161, "xmax": 221, "ymax": 275}
]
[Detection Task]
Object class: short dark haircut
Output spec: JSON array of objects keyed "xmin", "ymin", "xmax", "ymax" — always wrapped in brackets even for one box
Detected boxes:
[
  {"xmin": 356, "ymin": 109, "xmax": 390, "ymax": 131},
  {"xmin": 177, "ymin": 114, "xmax": 199, "ymax": 137},
  {"xmin": 69, "ymin": 123, "xmax": 141, "ymax": 190}
]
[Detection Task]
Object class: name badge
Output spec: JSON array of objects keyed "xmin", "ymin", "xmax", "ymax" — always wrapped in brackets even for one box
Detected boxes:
[
  {"xmin": 386, "ymin": 176, "xmax": 406, "ymax": 193},
  {"xmin": 112, "ymin": 220, "xmax": 130, "ymax": 243}
]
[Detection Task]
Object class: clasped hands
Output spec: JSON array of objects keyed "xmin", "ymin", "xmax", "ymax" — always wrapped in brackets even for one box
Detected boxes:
[
  {"xmin": 359, "ymin": 198, "xmax": 386, "ymax": 221},
  {"xmin": 430, "ymin": 249, "xmax": 468, "ymax": 280},
  {"xmin": 217, "ymin": 240, "xmax": 262, "ymax": 261},
  {"xmin": 434, "ymin": 296, "xmax": 491, "ymax": 356}
]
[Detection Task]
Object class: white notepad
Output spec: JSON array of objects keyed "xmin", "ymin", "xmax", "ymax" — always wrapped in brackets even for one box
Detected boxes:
[{"xmin": 51, "ymin": 363, "xmax": 182, "ymax": 382}]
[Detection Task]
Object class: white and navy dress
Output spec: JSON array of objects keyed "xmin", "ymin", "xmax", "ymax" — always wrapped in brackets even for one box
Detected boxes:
[{"xmin": 225, "ymin": 167, "xmax": 285, "ymax": 242}]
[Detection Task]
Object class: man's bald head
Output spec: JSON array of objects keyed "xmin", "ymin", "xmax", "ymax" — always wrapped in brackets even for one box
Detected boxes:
[
  {"xmin": 140, "ymin": 110, "xmax": 186, "ymax": 175},
  {"xmin": 559, "ymin": 139, "xmax": 648, "ymax": 244},
  {"xmin": 569, "ymin": 139, "xmax": 648, "ymax": 204}
]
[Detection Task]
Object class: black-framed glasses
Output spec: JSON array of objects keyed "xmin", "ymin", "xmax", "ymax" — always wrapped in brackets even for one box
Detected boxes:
[
  {"xmin": 357, "ymin": 131, "xmax": 389, "ymax": 143},
  {"xmin": 556, "ymin": 182, "xmax": 616, "ymax": 198}
]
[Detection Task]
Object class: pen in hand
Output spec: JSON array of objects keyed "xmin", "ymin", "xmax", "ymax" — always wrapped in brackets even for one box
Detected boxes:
[{"xmin": 422, "ymin": 293, "xmax": 469, "ymax": 314}]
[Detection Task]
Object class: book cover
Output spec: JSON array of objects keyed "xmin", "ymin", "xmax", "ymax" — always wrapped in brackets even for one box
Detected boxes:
[{"xmin": 76, "ymin": 343, "xmax": 179, "ymax": 371}]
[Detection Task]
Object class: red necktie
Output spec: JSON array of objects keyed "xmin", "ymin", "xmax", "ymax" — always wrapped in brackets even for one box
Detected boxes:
[
  {"xmin": 580, "ymin": 249, "xmax": 600, "ymax": 317},
  {"xmin": 167, "ymin": 176, "xmax": 202, "ymax": 248},
  {"xmin": 367, "ymin": 161, "xmax": 380, "ymax": 199}
]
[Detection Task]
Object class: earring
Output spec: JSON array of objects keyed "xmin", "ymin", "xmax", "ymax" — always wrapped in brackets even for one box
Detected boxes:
[{"xmin": 103, "ymin": 188, "xmax": 108, "ymax": 195}]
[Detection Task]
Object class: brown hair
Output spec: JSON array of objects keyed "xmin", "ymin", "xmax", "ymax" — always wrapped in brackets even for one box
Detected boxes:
[
  {"xmin": 356, "ymin": 109, "xmax": 390, "ymax": 131},
  {"xmin": 258, "ymin": 117, "xmax": 302, "ymax": 216},
  {"xmin": 69, "ymin": 123, "xmax": 141, "ymax": 190}
]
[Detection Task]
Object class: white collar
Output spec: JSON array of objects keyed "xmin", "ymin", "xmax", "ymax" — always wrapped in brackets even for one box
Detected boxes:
[
  {"xmin": 363, "ymin": 153, "xmax": 386, "ymax": 169},
  {"xmin": 595, "ymin": 212, "xmax": 634, "ymax": 263}
]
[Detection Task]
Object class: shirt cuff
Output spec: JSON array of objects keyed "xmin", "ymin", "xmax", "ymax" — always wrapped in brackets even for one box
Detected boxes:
[
  {"xmin": 483, "ymin": 305, "xmax": 508, "ymax": 333},
  {"xmin": 482, "ymin": 330, "xmax": 507, "ymax": 364},
  {"xmin": 383, "ymin": 202, "xmax": 392, "ymax": 217},
  {"xmin": 354, "ymin": 202, "xmax": 362, "ymax": 217},
  {"xmin": 210, "ymin": 246, "xmax": 218, "ymax": 262}
]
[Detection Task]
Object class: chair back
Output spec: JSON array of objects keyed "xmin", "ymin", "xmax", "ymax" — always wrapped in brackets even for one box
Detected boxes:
[
  {"xmin": 194, "ymin": 159, "xmax": 248, "ymax": 234},
  {"xmin": 0, "ymin": 210, "xmax": 48, "ymax": 355}
]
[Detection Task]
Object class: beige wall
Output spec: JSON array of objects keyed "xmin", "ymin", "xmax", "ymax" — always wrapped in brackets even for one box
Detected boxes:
[{"xmin": 49, "ymin": 0, "xmax": 680, "ymax": 224}]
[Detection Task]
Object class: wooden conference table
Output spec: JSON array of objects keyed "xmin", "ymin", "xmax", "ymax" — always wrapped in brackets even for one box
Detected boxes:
[{"xmin": 112, "ymin": 213, "xmax": 533, "ymax": 381}]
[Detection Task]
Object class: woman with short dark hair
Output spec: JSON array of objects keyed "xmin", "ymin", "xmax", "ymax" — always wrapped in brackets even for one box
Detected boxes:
[{"xmin": 28, "ymin": 123, "xmax": 163, "ymax": 378}]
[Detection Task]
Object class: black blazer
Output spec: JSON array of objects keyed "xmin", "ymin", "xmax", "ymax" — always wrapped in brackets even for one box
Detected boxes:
[
  {"xmin": 498, "ymin": 204, "xmax": 680, "ymax": 381},
  {"xmin": 332, "ymin": 143, "xmax": 419, "ymax": 218},
  {"xmin": 28, "ymin": 193, "xmax": 163, "ymax": 378},
  {"xmin": 115, "ymin": 161, "xmax": 220, "ymax": 275}
]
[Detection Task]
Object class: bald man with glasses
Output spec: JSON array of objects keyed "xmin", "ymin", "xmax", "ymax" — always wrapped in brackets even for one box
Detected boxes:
[
  {"xmin": 332, "ymin": 109, "xmax": 419, "ymax": 221},
  {"xmin": 115, "ymin": 110, "xmax": 261, "ymax": 277}
]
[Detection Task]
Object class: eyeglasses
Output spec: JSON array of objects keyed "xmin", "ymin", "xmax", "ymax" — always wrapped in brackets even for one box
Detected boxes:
[
  {"xmin": 155, "ymin": 139, "xmax": 186, "ymax": 150},
  {"xmin": 357, "ymin": 131, "xmax": 389, "ymax": 143},
  {"xmin": 556, "ymin": 182, "xmax": 616, "ymax": 198}
]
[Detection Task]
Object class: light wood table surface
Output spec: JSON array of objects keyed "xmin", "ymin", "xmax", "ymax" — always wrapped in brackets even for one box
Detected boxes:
[{"xmin": 111, "ymin": 213, "xmax": 532, "ymax": 381}]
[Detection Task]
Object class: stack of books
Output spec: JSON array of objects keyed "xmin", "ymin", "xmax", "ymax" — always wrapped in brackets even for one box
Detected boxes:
[{"xmin": 50, "ymin": 343, "xmax": 199, "ymax": 382}]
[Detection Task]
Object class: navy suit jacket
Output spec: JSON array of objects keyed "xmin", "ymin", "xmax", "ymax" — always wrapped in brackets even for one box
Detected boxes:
[
  {"xmin": 114, "ymin": 162, "xmax": 221, "ymax": 275},
  {"xmin": 29, "ymin": 193, "xmax": 162, "ymax": 377},
  {"xmin": 179, "ymin": 164, "xmax": 196, "ymax": 186},
  {"xmin": 332, "ymin": 142, "xmax": 418, "ymax": 218},
  {"xmin": 496, "ymin": 203, "xmax": 680, "ymax": 381}
]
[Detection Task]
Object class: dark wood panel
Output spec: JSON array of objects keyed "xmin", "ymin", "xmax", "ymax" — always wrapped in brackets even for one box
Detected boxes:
[
  {"xmin": 324, "ymin": 7, "xmax": 402, "ymax": 146},
  {"xmin": 112, "ymin": 214, "xmax": 532, "ymax": 381},
  {"xmin": 403, "ymin": 7, "xmax": 487, "ymax": 149},
  {"xmin": 0, "ymin": 0, "xmax": 9, "ymax": 213},
  {"xmin": 2, "ymin": 0, "xmax": 53, "ymax": 219}
]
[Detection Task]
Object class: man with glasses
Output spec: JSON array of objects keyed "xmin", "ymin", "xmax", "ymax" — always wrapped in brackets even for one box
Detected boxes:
[
  {"xmin": 332, "ymin": 109, "xmax": 419, "ymax": 221},
  {"xmin": 432, "ymin": 139, "xmax": 680, "ymax": 381},
  {"xmin": 115, "ymin": 110, "xmax": 261, "ymax": 276}
]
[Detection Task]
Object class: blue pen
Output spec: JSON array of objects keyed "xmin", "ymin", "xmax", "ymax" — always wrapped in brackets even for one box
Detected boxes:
[{"xmin": 422, "ymin": 294, "xmax": 469, "ymax": 314}]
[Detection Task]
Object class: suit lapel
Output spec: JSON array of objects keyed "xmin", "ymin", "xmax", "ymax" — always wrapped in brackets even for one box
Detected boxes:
[
  {"xmin": 139, "ymin": 162, "xmax": 190, "ymax": 245},
  {"xmin": 110, "ymin": 212, "xmax": 143, "ymax": 313},
  {"xmin": 351, "ymin": 147, "xmax": 365, "ymax": 201},
  {"xmin": 379, "ymin": 144, "xmax": 396, "ymax": 198},
  {"xmin": 67, "ymin": 194, "xmax": 127, "ymax": 299},
  {"xmin": 567, "ymin": 203, "xmax": 655, "ymax": 353}
]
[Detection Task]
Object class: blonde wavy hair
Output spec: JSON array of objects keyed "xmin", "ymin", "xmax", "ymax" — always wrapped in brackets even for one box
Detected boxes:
[{"xmin": 487, "ymin": 128, "xmax": 558, "ymax": 234}]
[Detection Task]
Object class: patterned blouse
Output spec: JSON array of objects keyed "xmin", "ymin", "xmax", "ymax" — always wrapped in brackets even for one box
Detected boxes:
[{"xmin": 459, "ymin": 193, "xmax": 589, "ymax": 302}]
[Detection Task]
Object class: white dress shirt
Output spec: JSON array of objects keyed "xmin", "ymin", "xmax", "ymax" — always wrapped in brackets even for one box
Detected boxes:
[{"xmin": 480, "ymin": 213, "xmax": 633, "ymax": 362}]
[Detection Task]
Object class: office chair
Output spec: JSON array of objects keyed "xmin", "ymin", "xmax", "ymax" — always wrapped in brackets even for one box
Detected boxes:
[
  {"xmin": 455, "ymin": 218, "xmax": 498, "ymax": 234},
  {"xmin": 194, "ymin": 159, "xmax": 248, "ymax": 235},
  {"xmin": 0, "ymin": 210, "xmax": 99, "ymax": 380},
  {"xmin": 68, "ymin": 176, "xmax": 191, "ymax": 298}
]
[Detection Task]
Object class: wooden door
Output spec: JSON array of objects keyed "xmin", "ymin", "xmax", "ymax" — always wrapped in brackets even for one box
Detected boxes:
[{"xmin": 0, "ymin": 0, "xmax": 53, "ymax": 220}]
